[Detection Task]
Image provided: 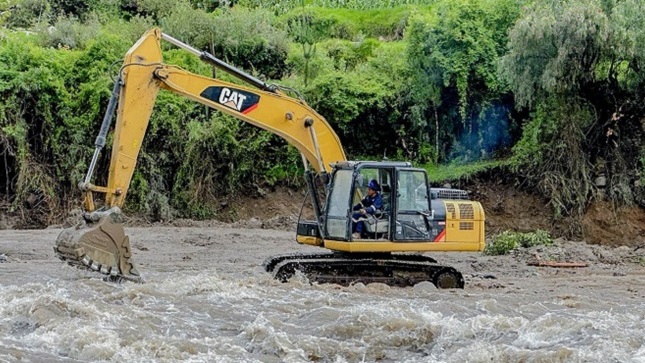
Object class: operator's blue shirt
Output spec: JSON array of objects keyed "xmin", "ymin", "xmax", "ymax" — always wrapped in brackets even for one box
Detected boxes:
[{"xmin": 353, "ymin": 193, "xmax": 383, "ymax": 215}]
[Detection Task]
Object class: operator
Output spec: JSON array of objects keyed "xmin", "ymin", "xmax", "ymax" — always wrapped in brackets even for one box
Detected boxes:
[{"xmin": 352, "ymin": 179, "xmax": 383, "ymax": 239}]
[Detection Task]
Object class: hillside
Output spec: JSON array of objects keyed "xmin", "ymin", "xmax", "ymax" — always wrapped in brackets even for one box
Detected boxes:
[{"xmin": 0, "ymin": 0, "xmax": 643, "ymax": 243}]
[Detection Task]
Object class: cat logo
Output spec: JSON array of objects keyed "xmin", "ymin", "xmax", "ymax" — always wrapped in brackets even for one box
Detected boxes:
[
  {"xmin": 219, "ymin": 88, "xmax": 246, "ymax": 111},
  {"xmin": 199, "ymin": 86, "xmax": 260, "ymax": 114}
]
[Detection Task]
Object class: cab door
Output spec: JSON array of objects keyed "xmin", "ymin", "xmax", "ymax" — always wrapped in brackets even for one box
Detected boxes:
[
  {"xmin": 351, "ymin": 167, "xmax": 393, "ymax": 240},
  {"xmin": 324, "ymin": 169, "xmax": 354, "ymax": 240},
  {"xmin": 394, "ymin": 169, "xmax": 432, "ymax": 241}
]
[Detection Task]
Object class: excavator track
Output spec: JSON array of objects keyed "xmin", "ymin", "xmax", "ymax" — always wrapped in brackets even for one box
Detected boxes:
[
  {"xmin": 264, "ymin": 253, "xmax": 464, "ymax": 289},
  {"xmin": 54, "ymin": 209, "xmax": 142, "ymax": 282}
]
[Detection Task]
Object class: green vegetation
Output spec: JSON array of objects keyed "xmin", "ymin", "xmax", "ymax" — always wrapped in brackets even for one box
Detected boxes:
[
  {"xmin": 484, "ymin": 230, "xmax": 553, "ymax": 256},
  {"xmin": 501, "ymin": 0, "xmax": 645, "ymax": 223},
  {"xmin": 0, "ymin": 0, "xmax": 643, "ymax": 229},
  {"xmin": 424, "ymin": 160, "xmax": 506, "ymax": 184},
  {"xmin": 636, "ymin": 257, "xmax": 645, "ymax": 267}
]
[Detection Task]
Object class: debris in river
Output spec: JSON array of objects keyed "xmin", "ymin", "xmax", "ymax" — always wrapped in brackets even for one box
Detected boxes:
[{"xmin": 528, "ymin": 253, "xmax": 588, "ymax": 268}]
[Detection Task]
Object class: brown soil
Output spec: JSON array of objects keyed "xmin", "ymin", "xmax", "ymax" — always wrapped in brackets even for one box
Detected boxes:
[
  {"xmin": 468, "ymin": 181, "xmax": 553, "ymax": 234},
  {"xmin": 218, "ymin": 187, "xmax": 307, "ymax": 222},
  {"xmin": 454, "ymin": 179, "xmax": 645, "ymax": 247},
  {"xmin": 582, "ymin": 201, "xmax": 645, "ymax": 246}
]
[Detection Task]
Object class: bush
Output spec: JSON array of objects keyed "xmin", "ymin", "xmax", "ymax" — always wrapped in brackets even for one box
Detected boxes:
[
  {"xmin": 501, "ymin": 0, "xmax": 645, "ymax": 222},
  {"xmin": 5, "ymin": 0, "xmax": 50, "ymax": 28},
  {"xmin": 484, "ymin": 229, "xmax": 553, "ymax": 256},
  {"xmin": 509, "ymin": 100, "xmax": 594, "ymax": 218},
  {"xmin": 49, "ymin": 0, "xmax": 94, "ymax": 18},
  {"xmin": 161, "ymin": 6, "xmax": 290, "ymax": 79},
  {"xmin": 38, "ymin": 15, "xmax": 101, "ymax": 49},
  {"xmin": 170, "ymin": 114, "xmax": 301, "ymax": 219},
  {"xmin": 0, "ymin": 33, "xmax": 80, "ymax": 224},
  {"xmin": 322, "ymin": 38, "xmax": 380, "ymax": 72},
  {"xmin": 281, "ymin": 6, "xmax": 416, "ymax": 41},
  {"xmin": 305, "ymin": 70, "xmax": 403, "ymax": 157},
  {"xmin": 120, "ymin": 0, "xmax": 182, "ymax": 21}
]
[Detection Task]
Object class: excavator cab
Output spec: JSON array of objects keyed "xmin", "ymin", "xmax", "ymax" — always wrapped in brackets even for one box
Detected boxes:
[
  {"xmin": 285, "ymin": 161, "xmax": 486, "ymax": 288},
  {"xmin": 325, "ymin": 161, "xmax": 417, "ymax": 242},
  {"xmin": 351, "ymin": 166, "xmax": 393, "ymax": 239},
  {"xmin": 301, "ymin": 161, "xmax": 436, "ymax": 243},
  {"xmin": 297, "ymin": 161, "xmax": 485, "ymax": 254}
]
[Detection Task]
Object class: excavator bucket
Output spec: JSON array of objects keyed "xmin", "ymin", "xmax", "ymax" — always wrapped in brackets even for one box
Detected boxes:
[{"xmin": 54, "ymin": 210, "xmax": 141, "ymax": 282}]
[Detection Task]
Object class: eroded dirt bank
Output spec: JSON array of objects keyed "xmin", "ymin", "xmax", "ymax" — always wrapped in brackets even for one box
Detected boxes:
[
  {"xmin": 184, "ymin": 182, "xmax": 645, "ymax": 247},
  {"xmin": 3, "ymin": 181, "xmax": 645, "ymax": 247}
]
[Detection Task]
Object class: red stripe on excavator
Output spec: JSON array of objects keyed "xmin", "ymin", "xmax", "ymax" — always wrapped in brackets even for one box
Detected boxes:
[
  {"xmin": 433, "ymin": 229, "xmax": 446, "ymax": 242},
  {"xmin": 242, "ymin": 103, "xmax": 259, "ymax": 114}
]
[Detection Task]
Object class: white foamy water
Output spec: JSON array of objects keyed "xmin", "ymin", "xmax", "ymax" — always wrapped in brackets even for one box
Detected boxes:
[
  {"xmin": 1, "ymin": 227, "xmax": 644, "ymax": 362},
  {"xmin": 1, "ymin": 269, "xmax": 644, "ymax": 363}
]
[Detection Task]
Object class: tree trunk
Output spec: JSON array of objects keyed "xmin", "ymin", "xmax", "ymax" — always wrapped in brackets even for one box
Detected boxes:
[{"xmin": 434, "ymin": 107, "xmax": 440, "ymax": 163}]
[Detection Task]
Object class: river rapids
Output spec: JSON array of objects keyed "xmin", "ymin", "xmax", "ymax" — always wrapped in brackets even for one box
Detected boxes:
[{"xmin": 1, "ymin": 227, "xmax": 644, "ymax": 362}]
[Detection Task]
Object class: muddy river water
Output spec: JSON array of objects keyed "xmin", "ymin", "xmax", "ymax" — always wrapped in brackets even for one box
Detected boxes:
[{"xmin": 1, "ymin": 227, "xmax": 644, "ymax": 362}]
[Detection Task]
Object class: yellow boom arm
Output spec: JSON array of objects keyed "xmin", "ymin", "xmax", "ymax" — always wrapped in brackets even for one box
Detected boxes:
[{"xmin": 84, "ymin": 28, "xmax": 346, "ymax": 211}]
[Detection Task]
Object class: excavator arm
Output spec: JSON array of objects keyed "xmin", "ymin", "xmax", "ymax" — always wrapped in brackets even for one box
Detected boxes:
[
  {"xmin": 54, "ymin": 28, "xmax": 346, "ymax": 281},
  {"xmin": 87, "ymin": 28, "xmax": 345, "ymax": 210}
]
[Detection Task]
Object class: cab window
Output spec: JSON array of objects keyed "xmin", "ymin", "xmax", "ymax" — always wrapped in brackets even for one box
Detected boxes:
[{"xmin": 395, "ymin": 170, "xmax": 431, "ymax": 240}]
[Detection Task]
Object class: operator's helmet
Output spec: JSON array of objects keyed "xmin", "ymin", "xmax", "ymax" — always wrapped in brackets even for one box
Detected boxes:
[{"xmin": 368, "ymin": 179, "xmax": 381, "ymax": 192}]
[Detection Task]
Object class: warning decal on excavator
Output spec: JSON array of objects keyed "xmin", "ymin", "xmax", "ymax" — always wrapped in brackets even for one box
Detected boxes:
[{"xmin": 200, "ymin": 86, "xmax": 260, "ymax": 114}]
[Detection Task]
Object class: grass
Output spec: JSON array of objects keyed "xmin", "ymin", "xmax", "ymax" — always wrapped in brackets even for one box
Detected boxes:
[
  {"xmin": 281, "ymin": 5, "xmax": 435, "ymax": 39},
  {"xmin": 423, "ymin": 159, "xmax": 508, "ymax": 183},
  {"xmin": 635, "ymin": 256, "xmax": 645, "ymax": 266},
  {"xmin": 484, "ymin": 229, "xmax": 553, "ymax": 256}
]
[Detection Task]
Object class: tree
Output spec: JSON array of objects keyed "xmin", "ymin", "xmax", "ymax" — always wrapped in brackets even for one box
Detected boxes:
[
  {"xmin": 406, "ymin": 0, "xmax": 520, "ymax": 162},
  {"xmin": 500, "ymin": 0, "xmax": 645, "ymax": 222}
]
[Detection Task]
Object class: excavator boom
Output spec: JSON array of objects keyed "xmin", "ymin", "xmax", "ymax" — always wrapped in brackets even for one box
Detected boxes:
[
  {"xmin": 87, "ymin": 28, "xmax": 344, "ymax": 210},
  {"xmin": 54, "ymin": 28, "xmax": 346, "ymax": 282}
]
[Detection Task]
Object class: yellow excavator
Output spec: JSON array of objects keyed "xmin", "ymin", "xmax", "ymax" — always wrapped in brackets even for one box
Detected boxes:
[{"xmin": 54, "ymin": 28, "xmax": 485, "ymax": 288}]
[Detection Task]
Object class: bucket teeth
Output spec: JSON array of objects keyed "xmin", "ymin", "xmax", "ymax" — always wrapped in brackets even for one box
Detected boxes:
[
  {"xmin": 54, "ymin": 211, "xmax": 142, "ymax": 283},
  {"xmin": 81, "ymin": 255, "xmax": 91, "ymax": 266}
]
